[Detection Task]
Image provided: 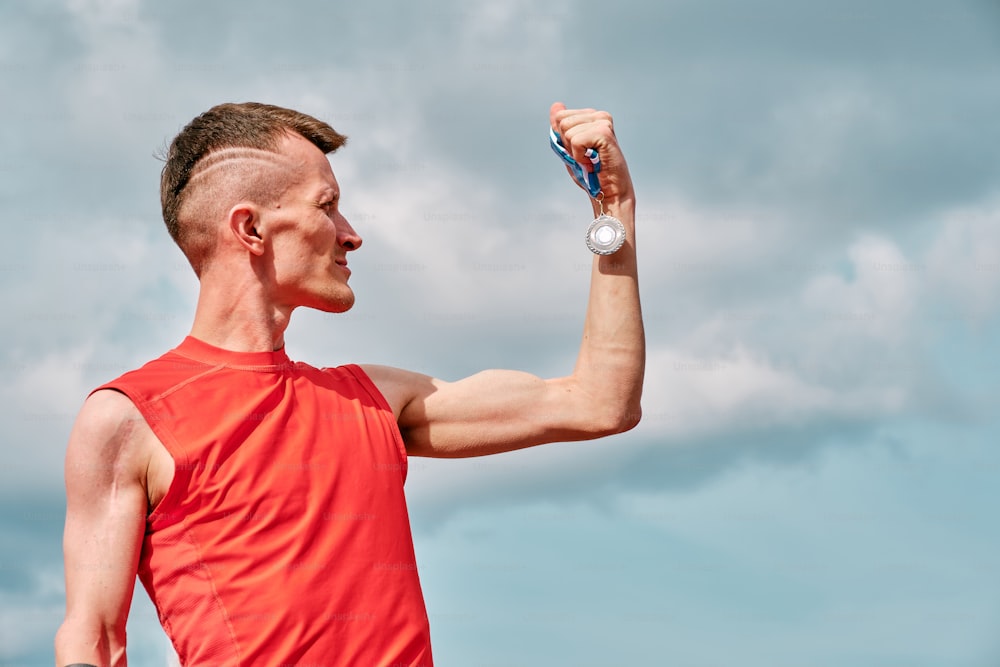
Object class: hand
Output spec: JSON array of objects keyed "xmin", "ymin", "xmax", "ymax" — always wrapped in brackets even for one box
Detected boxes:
[{"xmin": 549, "ymin": 102, "xmax": 635, "ymax": 208}]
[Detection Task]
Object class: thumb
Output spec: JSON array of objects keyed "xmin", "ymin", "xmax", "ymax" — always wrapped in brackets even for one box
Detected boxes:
[{"xmin": 549, "ymin": 101, "xmax": 567, "ymax": 131}]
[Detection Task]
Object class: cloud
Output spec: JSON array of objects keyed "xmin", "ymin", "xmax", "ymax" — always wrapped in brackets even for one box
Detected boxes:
[
  {"xmin": 0, "ymin": 215, "xmax": 196, "ymax": 499},
  {"xmin": 0, "ymin": 491, "xmax": 67, "ymax": 665},
  {"xmin": 925, "ymin": 199, "xmax": 1000, "ymax": 322},
  {"xmin": 642, "ymin": 344, "xmax": 896, "ymax": 435},
  {"xmin": 399, "ymin": 204, "xmax": 990, "ymax": 525},
  {"xmin": 4, "ymin": 0, "xmax": 1000, "ymax": 664},
  {"xmin": 801, "ymin": 234, "xmax": 918, "ymax": 343},
  {"xmin": 0, "ymin": 594, "xmax": 64, "ymax": 663}
]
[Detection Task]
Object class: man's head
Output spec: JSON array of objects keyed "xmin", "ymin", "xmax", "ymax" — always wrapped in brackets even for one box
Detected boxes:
[
  {"xmin": 160, "ymin": 102, "xmax": 362, "ymax": 313},
  {"xmin": 160, "ymin": 102, "xmax": 348, "ymax": 275}
]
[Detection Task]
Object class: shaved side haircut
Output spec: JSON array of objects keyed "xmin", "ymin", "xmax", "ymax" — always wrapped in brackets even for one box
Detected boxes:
[{"xmin": 160, "ymin": 102, "xmax": 347, "ymax": 274}]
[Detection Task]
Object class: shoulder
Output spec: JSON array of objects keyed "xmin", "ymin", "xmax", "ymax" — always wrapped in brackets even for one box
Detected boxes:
[
  {"xmin": 73, "ymin": 389, "xmax": 145, "ymax": 441},
  {"xmin": 357, "ymin": 364, "xmax": 440, "ymax": 421},
  {"xmin": 65, "ymin": 389, "xmax": 152, "ymax": 488}
]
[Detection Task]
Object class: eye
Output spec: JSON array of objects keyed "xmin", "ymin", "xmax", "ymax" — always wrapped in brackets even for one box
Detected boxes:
[{"xmin": 319, "ymin": 196, "xmax": 339, "ymax": 213}]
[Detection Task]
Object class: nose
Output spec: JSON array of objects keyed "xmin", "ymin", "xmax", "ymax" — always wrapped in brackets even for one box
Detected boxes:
[{"xmin": 337, "ymin": 213, "xmax": 362, "ymax": 251}]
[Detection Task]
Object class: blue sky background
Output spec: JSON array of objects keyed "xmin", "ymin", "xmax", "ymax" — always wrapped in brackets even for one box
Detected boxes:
[{"xmin": 2, "ymin": 0, "xmax": 999, "ymax": 664}]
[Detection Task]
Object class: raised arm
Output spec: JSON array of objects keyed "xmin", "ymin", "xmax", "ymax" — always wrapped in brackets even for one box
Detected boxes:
[
  {"xmin": 55, "ymin": 390, "xmax": 150, "ymax": 667},
  {"xmin": 365, "ymin": 102, "xmax": 645, "ymax": 457}
]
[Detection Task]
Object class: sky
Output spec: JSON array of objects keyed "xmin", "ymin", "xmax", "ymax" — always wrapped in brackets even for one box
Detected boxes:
[{"xmin": 1, "ymin": 0, "xmax": 999, "ymax": 664}]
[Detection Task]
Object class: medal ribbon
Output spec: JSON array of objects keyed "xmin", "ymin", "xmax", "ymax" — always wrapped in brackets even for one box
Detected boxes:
[
  {"xmin": 550, "ymin": 127, "xmax": 627, "ymax": 255},
  {"xmin": 549, "ymin": 129, "xmax": 603, "ymax": 198}
]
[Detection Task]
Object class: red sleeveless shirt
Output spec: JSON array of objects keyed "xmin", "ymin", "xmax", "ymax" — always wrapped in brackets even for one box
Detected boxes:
[{"xmin": 94, "ymin": 336, "xmax": 433, "ymax": 666}]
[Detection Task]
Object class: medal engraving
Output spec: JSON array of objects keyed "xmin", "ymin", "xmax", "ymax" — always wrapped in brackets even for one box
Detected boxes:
[{"xmin": 586, "ymin": 214, "xmax": 626, "ymax": 255}]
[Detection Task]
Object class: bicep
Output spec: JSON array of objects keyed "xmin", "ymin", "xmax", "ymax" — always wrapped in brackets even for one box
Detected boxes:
[
  {"xmin": 364, "ymin": 365, "xmax": 603, "ymax": 458},
  {"xmin": 58, "ymin": 392, "xmax": 148, "ymax": 659}
]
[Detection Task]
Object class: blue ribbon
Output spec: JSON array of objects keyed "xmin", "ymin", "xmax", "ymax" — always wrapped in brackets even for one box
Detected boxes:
[{"xmin": 549, "ymin": 129, "xmax": 602, "ymax": 198}]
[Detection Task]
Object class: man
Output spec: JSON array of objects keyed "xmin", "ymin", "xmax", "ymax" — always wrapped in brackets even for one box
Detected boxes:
[{"xmin": 55, "ymin": 101, "xmax": 644, "ymax": 666}]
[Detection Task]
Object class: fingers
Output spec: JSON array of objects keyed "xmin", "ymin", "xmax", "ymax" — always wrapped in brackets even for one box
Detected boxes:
[
  {"xmin": 552, "ymin": 107, "xmax": 608, "ymax": 133},
  {"xmin": 551, "ymin": 102, "xmax": 609, "ymax": 139},
  {"xmin": 551, "ymin": 103, "xmax": 616, "ymax": 173},
  {"xmin": 549, "ymin": 102, "xmax": 633, "ymax": 204}
]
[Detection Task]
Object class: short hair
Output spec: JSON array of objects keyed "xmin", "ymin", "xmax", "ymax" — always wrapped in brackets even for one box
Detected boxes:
[{"xmin": 160, "ymin": 102, "xmax": 347, "ymax": 272}]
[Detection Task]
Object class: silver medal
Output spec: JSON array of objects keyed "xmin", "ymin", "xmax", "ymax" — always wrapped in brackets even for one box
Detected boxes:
[{"xmin": 586, "ymin": 214, "xmax": 626, "ymax": 255}]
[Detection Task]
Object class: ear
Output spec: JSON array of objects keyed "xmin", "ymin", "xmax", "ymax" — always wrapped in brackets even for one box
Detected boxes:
[{"xmin": 228, "ymin": 203, "xmax": 266, "ymax": 256}]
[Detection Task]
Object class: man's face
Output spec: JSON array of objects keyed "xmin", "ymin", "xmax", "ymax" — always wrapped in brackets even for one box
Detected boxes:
[{"xmin": 262, "ymin": 133, "xmax": 362, "ymax": 314}]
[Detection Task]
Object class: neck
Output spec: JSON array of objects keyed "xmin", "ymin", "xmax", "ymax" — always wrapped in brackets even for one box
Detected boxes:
[{"xmin": 189, "ymin": 267, "xmax": 292, "ymax": 353}]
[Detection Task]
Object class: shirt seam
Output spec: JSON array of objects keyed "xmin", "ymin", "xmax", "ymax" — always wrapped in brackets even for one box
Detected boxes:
[{"xmin": 171, "ymin": 349, "xmax": 296, "ymax": 374}]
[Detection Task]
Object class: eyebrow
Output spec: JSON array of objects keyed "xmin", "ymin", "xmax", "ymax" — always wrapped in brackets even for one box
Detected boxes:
[{"xmin": 314, "ymin": 188, "xmax": 340, "ymax": 202}]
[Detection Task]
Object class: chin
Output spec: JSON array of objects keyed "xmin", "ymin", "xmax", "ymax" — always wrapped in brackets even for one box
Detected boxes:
[{"xmin": 314, "ymin": 292, "xmax": 355, "ymax": 314}]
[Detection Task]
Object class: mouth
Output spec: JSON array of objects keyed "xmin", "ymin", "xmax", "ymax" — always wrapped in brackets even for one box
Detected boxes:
[{"xmin": 335, "ymin": 258, "xmax": 351, "ymax": 277}]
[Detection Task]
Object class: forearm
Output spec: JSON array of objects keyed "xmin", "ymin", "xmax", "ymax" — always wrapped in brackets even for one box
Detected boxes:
[{"xmin": 572, "ymin": 195, "xmax": 645, "ymax": 430}]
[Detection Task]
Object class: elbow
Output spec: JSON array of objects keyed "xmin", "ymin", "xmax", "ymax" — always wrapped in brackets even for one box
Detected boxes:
[
  {"xmin": 55, "ymin": 617, "xmax": 126, "ymax": 667},
  {"xmin": 621, "ymin": 404, "xmax": 642, "ymax": 432},
  {"xmin": 54, "ymin": 621, "xmax": 87, "ymax": 666},
  {"xmin": 586, "ymin": 402, "xmax": 641, "ymax": 438},
  {"xmin": 615, "ymin": 403, "xmax": 642, "ymax": 434}
]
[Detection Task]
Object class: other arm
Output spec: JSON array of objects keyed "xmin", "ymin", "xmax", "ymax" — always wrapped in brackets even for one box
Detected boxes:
[
  {"xmin": 55, "ymin": 390, "xmax": 149, "ymax": 666},
  {"xmin": 365, "ymin": 102, "xmax": 644, "ymax": 457}
]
